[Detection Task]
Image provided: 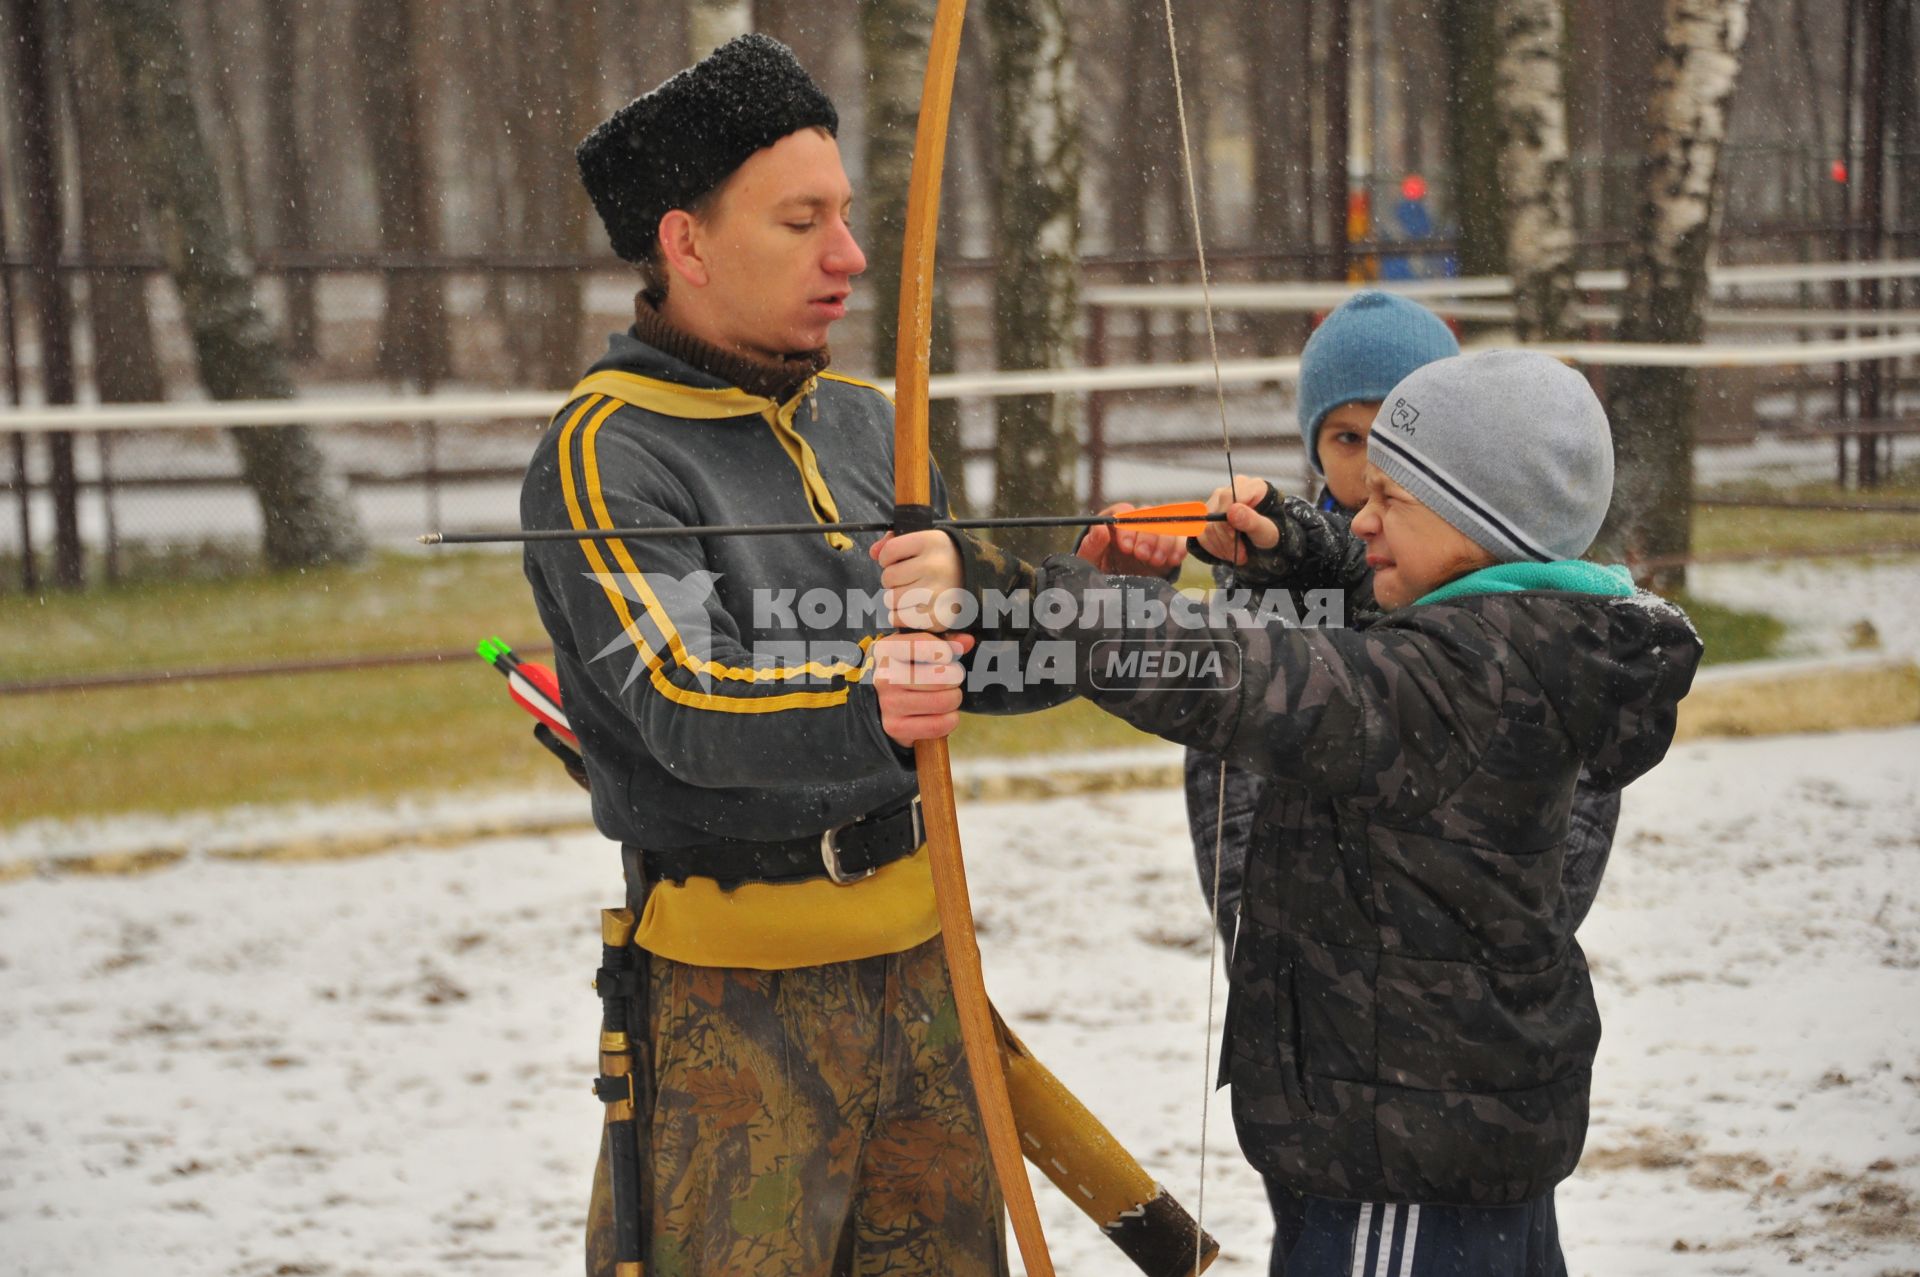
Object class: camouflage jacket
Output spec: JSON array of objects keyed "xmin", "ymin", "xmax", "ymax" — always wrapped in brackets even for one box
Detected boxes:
[
  {"xmin": 970, "ymin": 546, "xmax": 1701, "ymax": 1204},
  {"xmin": 1182, "ymin": 488, "xmax": 1624, "ymax": 940}
]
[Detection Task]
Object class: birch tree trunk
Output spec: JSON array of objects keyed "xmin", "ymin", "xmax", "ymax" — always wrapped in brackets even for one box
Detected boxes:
[
  {"xmin": 985, "ymin": 0, "xmax": 1081, "ymax": 563},
  {"xmin": 1599, "ymin": 0, "xmax": 1752, "ymax": 589},
  {"xmin": 859, "ymin": 0, "xmax": 967, "ymax": 514},
  {"xmin": 100, "ymin": 0, "xmax": 365, "ymax": 568},
  {"xmin": 688, "ymin": 0, "xmax": 751, "ymax": 58},
  {"xmin": 1494, "ymin": 0, "xmax": 1577, "ymax": 341}
]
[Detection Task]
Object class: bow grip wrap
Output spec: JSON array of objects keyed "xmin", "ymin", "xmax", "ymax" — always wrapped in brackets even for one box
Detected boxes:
[{"xmin": 892, "ymin": 503, "xmax": 938, "ymax": 536}]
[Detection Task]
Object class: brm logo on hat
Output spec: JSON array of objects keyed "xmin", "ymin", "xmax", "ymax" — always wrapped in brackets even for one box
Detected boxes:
[{"xmin": 1387, "ymin": 398, "xmax": 1421, "ymax": 435}]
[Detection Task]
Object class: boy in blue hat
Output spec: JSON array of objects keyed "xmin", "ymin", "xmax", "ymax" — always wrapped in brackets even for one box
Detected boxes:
[{"xmin": 1183, "ymin": 294, "xmax": 1461, "ymax": 950}]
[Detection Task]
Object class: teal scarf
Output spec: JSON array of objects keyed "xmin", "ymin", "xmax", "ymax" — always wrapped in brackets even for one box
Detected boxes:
[{"xmin": 1416, "ymin": 560, "xmax": 1637, "ymax": 605}]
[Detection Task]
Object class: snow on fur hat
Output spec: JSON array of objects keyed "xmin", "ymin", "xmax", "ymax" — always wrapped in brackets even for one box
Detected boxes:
[
  {"xmin": 577, "ymin": 34, "xmax": 839, "ymax": 265},
  {"xmin": 1369, "ymin": 350, "xmax": 1614, "ymax": 563},
  {"xmin": 1297, "ymin": 292, "xmax": 1460, "ymax": 474}
]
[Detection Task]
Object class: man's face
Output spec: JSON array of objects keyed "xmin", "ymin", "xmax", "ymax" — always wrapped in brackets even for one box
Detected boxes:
[
  {"xmin": 1349, "ymin": 463, "xmax": 1493, "ymax": 609},
  {"xmin": 687, "ymin": 128, "xmax": 866, "ymax": 358}
]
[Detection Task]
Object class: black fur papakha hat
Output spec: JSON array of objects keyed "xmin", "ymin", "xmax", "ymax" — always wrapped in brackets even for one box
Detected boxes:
[{"xmin": 577, "ymin": 34, "xmax": 839, "ymax": 264}]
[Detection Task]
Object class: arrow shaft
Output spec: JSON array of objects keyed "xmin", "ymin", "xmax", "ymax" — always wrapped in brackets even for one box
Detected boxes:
[{"xmin": 424, "ymin": 510, "xmax": 1225, "ymax": 546}]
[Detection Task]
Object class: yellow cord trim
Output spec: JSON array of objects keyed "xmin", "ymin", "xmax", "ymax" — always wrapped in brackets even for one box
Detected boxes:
[
  {"xmin": 819, "ymin": 370, "xmax": 895, "ymax": 403},
  {"xmin": 558, "ymin": 396, "xmax": 857, "ymax": 713},
  {"xmin": 569, "ymin": 368, "xmax": 853, "ymax": 550}
]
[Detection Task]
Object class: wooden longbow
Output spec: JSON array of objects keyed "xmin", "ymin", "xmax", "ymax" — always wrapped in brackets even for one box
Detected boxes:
[{"xmin": 888, "ymin": 2, "xmax": 1057, "ymax": 1273}]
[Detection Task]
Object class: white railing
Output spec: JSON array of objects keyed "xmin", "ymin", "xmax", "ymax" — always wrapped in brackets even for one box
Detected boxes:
[
  {"xmin": 2, "ymin": 257, "xmax": 1918, "ymax": 435},
  {"xmin": 1, "ymin": 333, "xmax": 1918, "ymax": 436}
]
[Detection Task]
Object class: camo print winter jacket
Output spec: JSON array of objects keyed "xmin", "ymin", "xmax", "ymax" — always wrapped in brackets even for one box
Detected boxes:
[{"xmin": 959, "ymin": 542, "xmax": 1702, "ymax": 1205}]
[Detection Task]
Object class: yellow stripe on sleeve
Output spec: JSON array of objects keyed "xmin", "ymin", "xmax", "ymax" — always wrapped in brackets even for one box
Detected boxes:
[{"xmin": 557, "ymin": 397, "xmax": 862, "ymax": 714}]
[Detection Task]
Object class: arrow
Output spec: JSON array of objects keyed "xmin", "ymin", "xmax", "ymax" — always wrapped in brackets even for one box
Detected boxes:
[{"xmin": 421, "ymin": 501, "xmax": 1221, "ymax": 547}]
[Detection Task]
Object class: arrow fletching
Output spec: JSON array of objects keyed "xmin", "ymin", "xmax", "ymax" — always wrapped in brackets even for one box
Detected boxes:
[
  {"xmin": 479, "ymin": 634, "xmax": 579, "ymax": 748},
  {"xmin": 1106, "ymin": 501, "xmax": 1212, "ymax": 539}
]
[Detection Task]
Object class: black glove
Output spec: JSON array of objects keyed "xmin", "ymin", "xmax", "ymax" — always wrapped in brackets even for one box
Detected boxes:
[
  {"xmin": 1190, "ymin": 490, "xmax": 1380, "ymax": 616},
  {"xmin": 1186, "ymin": 482, "xmax": 1297, "ymax": 580}
]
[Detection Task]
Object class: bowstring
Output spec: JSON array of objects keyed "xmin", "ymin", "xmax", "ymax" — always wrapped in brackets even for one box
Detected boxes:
[{"xmin": 1159, "ymin": 1, "xmax": 1242, "ymax": 1271}]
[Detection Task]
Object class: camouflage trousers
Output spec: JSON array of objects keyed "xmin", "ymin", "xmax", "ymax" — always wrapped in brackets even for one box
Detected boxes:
[{"xmin": 587, "ymin": 935, "xmax": 1009, "ymax": 1277}]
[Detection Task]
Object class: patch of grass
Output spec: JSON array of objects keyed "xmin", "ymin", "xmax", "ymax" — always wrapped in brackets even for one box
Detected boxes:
[
  {"xmin": 1691, "ymin": 504, "xmax": 1920, "ymax": 557},
  {"xmin": 0, "ymin": 548, "xmax": 542, "ymax": 682},
  {"xmin": 0, "ymin": 548, "xmax": 563, "ymax": 825},
  {"xmin": 0, "ymin": 661, "xmax": 565, "ymax": 827},
  {"xmin": 1670, "ymin": 592, "xmax": 1787, "ymax": 666},
  {"xmin": 1678, "ymin": 662, "xmax": 1920, "ymax": 741}
]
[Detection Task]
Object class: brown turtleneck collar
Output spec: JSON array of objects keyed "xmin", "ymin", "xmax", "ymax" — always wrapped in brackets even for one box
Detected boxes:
[{"xmin": 632, "ymin": 298, "xmax": 831, "ymax": 404}]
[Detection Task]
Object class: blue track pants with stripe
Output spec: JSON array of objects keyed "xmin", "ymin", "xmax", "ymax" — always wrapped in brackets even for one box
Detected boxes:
[{"xmin": 1266, "ymin": 1181, "xmax": 1567, "ymax": 1277}]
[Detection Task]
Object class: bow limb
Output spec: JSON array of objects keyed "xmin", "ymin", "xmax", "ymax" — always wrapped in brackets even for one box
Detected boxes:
[{"xmin": 891, "ymin": 2, "xmax": 1055, "ymax": 1273}]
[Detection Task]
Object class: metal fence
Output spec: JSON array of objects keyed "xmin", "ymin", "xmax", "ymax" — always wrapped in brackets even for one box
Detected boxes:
[{"xmin": 4, "ymin": 259, "xmax": 1919, "ymax": 595}]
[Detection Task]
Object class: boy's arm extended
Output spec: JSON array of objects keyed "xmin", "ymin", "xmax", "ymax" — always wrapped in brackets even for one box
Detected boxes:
[{"xmin": 975, "ymin": 549, "xmax": 1494, "ymax": 803}]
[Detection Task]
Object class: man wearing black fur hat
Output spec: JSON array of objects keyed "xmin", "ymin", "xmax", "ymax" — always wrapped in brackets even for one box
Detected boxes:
[{"xmin": 523, "ymin": 34, "xmax": 1020, "ymax": 1277}]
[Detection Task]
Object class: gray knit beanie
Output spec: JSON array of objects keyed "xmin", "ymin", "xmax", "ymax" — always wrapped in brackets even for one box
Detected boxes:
[{"xmin": 1367, "ymin": 350, "xmax": 1614, "ymax": 563}]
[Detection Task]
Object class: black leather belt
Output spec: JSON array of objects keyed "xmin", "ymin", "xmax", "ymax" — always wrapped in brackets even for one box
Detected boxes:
[{"xmin": 626, "ymin": 795, "xmax": 925, "ymax": 889}]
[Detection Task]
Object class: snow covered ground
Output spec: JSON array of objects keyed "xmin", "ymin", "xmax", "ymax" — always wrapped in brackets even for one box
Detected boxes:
[
  {"xmin": 1, "ymin": 727, "xmax": 1916, "ymax": 1276},
  {"xmin": 1689, "ymin": 555, "xmax": 1920, "ymax": 663}
]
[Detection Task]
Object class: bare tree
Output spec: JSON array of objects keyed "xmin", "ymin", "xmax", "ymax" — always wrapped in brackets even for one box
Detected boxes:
[
  {"xmin": 494, "ymin": 0, "xmax": 596, "ymax": 390},
  {"xmin": 1600, "ymin": 0, "xmax": 1753, "ymax": 589},
  {"xmin": 66, "ymin": 0, "xmax": 167, "ymax": 404},
  {"xmin": 354, "ymin": 0, "xmax": 451, "ymax": 389},
  {"xmin": 191, "ymin": 0, "xmax": 259, "ymax": 258},
  {"xmin": 1237, "ymin": 0, "xmax": 1312, "ymax": 352},
  {"xmin": 100, "ymin": 0, "xmax": 365, "ymax": 568},
  {"xmin": 1442, "ymin": 0, "xmax": 1508, "ymax": 278},
  {"xmin": 7, "ymin": 0, "xmax": 83, "ymax": 585},
  {"xmin": 1494, "ymin": 0, "xmax": 1578, "ymax": 340},
  {"xmin": 261, "ymin": 0, "xmax": 319, "ymax": 359},
  {"xmin": 985, "ymin": 0, "xmax": 1081, "ymax": 561},
  {"xmin": 1892, "ymin": 0, "xmax": 1920, "ymax": 264}
]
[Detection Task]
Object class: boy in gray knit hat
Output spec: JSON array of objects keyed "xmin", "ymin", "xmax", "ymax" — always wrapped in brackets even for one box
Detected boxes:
[
  {"xmin": 1363, "ymin": 349, "xmax": 1615, "ymax": 581},
  {"xmin": 874, "ymin": 348, "xmax": 1702, "ymax": 1276},
  {"xmin": 1169, "ymin": 332, "xmax": 1637, "ymax": 1273}
]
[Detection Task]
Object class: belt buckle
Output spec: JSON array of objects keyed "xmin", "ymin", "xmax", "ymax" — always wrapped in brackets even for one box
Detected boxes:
[
  {"xmin": 820, "ymin": 820, "xmax": 878, "ymax": 886},
  {"xmin": 819, "ymin": 796, "xmax": 921, "ymax": 886}
]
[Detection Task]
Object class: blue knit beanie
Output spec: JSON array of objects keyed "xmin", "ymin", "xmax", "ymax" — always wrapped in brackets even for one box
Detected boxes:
[{"xmin": 1297, "ymin": 292, "xmax": 1460, "ymax": 474}]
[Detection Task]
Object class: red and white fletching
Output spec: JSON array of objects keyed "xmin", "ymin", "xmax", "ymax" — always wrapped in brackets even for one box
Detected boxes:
[{"xmin": 506, "ymin": 662, "xmax": 577, "ymax": 747}]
